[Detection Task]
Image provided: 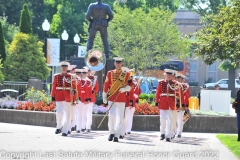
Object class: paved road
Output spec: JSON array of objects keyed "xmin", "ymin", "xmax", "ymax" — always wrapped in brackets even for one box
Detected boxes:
[{"xmin": 0, "ymin": 123, "xmax": 238, "ymax": 160}]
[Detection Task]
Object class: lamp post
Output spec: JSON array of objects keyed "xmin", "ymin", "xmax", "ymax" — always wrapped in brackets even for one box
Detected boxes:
[
  {"xmin": 61, "ymin": 30, "xmax": 69, "ymax": 60},
  {"xmin": 73, "ymin": 34, "xmax": 80, "ymax": 57},
  {"xmin": 42, "ymin": 19, "xmax": 50, "ymax": 62}
]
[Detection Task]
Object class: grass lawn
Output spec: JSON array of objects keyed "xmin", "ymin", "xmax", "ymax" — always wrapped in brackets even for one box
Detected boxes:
[{"xmin": 216, "ymin": 134, "xmax": 240, "ymax": 159}]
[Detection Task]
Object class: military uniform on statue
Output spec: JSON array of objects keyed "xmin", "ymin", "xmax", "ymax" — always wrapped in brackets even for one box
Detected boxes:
[
  {"xmin": 85, "ymin": 67, "xmax": 99, "ymax": 132},
  {"xmin": 175, "ymin": 73, "xmax": 190, "ymax": 138},
  {"xmin": 155, "ymin": 69, "xmax": 179, "ymax": 142},
  {"xmin": 79, "ymin": 68, "xmax": 92, "ymax": 132},
  {"xmin": 102, "ymin": 57, "xmax": 133, "ymax": 142},
  {"xmin": 51, "ymin": 61, "xmax": 76, "ymax": 136},
  {"xmin": 125, "ymin": 69, "xmax": 142, "ymax": 135}
]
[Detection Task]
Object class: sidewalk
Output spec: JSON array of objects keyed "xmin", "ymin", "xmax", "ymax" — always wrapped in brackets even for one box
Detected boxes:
[{"xmin": 0, "ymin": 123, "xmax": 238, "ymax": 160}]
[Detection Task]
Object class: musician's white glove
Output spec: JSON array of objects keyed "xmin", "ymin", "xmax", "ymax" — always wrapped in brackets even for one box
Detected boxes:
[
  {"xmin": 102, "ymin": 92, "xmax": 108, "ymax": 104},
  {"xmin": 119, "ymin": 85, "xmax": 131, "ymax": 93}
]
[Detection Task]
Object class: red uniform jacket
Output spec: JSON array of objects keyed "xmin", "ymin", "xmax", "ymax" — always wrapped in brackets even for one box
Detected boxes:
[
  {"xmin": 126, "ymin": 79, "xmax": 142, "ymax": 107},
  {"xmin": 51, "ymin": 73, "xmax": 73, "ymax": 102},
  {"xmin": 155, "ymin": 79, "xmax": 183, "ymax": 110},
  {"xmin": 88, "ymin": 75, "xmax": 99, "ymax": 103},
  {"xmin": 182, "ymin": 83, "xmax": 190, "ymax": 109},
  {"xmin": 103, "ymin": 69, "xmax": 132, "ymax": 102},
  {"xmin": 78, "ymin": 78, "xmax": 92, "ymax": 103}
]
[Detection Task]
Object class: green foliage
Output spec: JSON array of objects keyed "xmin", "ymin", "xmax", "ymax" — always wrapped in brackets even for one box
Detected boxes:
[
  {"xmin": 139, "ymin": 93, "xmax": 155, "ymax": 103},
  {"xmin": 3, "ymin": 33, "xmax": 50, "ymax": 81},
  {"xmin": 0, "ymin": 16, "xmax": 19, "ymax": 44},
  {"xmin": 25, "ymin": 87, "xmax": 51, "ymax": 103},
  {"xmin": 91, "ymin": 6, "xmax": 190, "ymax": 71},
  {"xmin": 218, "ymin": 61, "xmax": 236, "ymax": 71},
  {"xmin": 193, "ymin": 0, "xmax": 240, "ymax": 67},
  {"xmin": 181, "ymin": 0, "xmax": 229, "ymax": 16},
  {"xmin": 0, "ymin": 21, "xmax": 6, "ymax": 62},
  {"xmin": 19, "ymin": 4, "xmax": 32, "ymax": 34},
  {"xmin": 216, "ymin": 134, "xmax": 240, "ymax": 159},
  {"xmin": 0, "ymin": 59, "xmax": 4, "ymax": 82}
]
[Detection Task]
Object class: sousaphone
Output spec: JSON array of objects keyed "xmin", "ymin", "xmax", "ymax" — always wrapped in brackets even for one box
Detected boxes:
[{"xmin": 84, "ymin": 49, "xmax": 106, "ymax": 71}]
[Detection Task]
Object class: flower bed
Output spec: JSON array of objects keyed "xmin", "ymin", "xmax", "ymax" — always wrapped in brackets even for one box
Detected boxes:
[
  {"xmin": 135, "ymin": 99, "xmax": 159, "ymax": 115},
  {"xmin": 17, "ymin": 101, "xmax": 55, "ymax": 112},
  {"xmin": 0, "ymin": 96, "xmax": 18, "ymax": 109}
]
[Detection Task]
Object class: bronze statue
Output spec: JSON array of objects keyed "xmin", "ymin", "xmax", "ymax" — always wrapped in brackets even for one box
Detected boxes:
[{"xmin": 86, "ymin": 0, "xmax": 114, "ymax": 58}]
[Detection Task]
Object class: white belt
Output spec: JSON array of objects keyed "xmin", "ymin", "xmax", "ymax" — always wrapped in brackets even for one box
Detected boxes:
[
  {"xmin": 56, "ymin": 87, "xmax": 71, "ymax": 90},
  {"xmin": 161, "ymin": 93, "xmax": 174, "ymax": 96},
  {"xmin": 81, "ymin": 91, "xmax": 85, "ymax": 93}
]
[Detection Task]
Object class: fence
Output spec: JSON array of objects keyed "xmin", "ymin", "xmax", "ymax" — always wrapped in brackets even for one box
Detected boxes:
[{"xmin": 1, "ymin": 81, "xmax": 52, "ymax": 101}]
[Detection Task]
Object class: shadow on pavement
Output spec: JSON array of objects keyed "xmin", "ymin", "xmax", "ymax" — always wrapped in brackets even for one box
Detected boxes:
[{"xmin": 171, "ymin": 136, "xmax": 207, "ymax": 146}]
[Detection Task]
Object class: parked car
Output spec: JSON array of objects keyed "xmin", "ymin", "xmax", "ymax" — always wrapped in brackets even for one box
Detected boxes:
[
  {"xmin": 204, "ymin": 79, "xmax": 240, "ymax": 89},
  {"xmin": 137, "ymin": 76, "xmax": 159, "ymax": 94}
]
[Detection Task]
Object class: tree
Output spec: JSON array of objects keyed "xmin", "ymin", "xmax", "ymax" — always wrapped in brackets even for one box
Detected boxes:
[
  {"xmin": 0, "ymin": 16, "xmax": 19, "ymax": 44},
  {"xmin": 181, "ymin": 0, "xmax": 228, "ymax": 16},
  {"xmin": 192, "ymin": 0, "xmax": 240, "ymax": 96},
  {"xmin": 19, "ymin": 4, "xmax": 32, "ymax": 34},
  {"xmin": 0, "ymin": 21, "xmax": 6, "ymax": 62},
  {"xmin": 4, "ymin": 33, "xmax": 50, "ymax": 81},
  {"xmin": 89, "ymin": 6, "xmax": 190, "ymax": 71}
]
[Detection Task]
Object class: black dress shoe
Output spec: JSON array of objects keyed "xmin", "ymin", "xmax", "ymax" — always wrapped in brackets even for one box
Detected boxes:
[
  {"xmin": 76, "ymin": 130, "xmax": 80, "ymax": 133},
  {"xmin": 108, "ymin": 134, "xmax": 114, "ymax": 141},
  {"xmin": 160, "ymin": 134, "xmax": 165, "ymax": 140},
  {"xmin": 68, "ymin": 131, "xmax": 71, "ymax": 134},
  {"xmin": 62, "ymin": 133, "xmax": 68, "ymax": 136},
  {"xmin": 86, "ymin": 129, "xmax": 90, "ymax": 132},
  {"xmin": 71, "ymin": 127, "xmax": 75, "ymax": 131},
  {"xmin": 113, "ymin": 137, "xmax": 119, "ymax": 142},
  {"xmin": 119, "ymin": 135, "xmax": 124, "ymax": 139},
  {"xmin": 127, "ymin": 132, "xmax": 131, "ymax": 134},
  {"xmin": 166, "ymin": 138, "xmax": 171, "ymax": 142},
  {"xmin": 81, "ymin": 129, "xmax": 85, "ymax": 132},
  {"xmin": 178, "ymin": 135, "xmax": 181, "ymax": 138},
  {"xmin": 55, "ymin": 129, "xmax": 61, "ymax": 134}
]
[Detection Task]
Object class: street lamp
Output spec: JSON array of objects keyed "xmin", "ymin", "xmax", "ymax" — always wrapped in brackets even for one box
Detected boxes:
[
  {"xmin": 42, "ymin": 19, "xmax": 50, "ymax": 62},
  {"xmin": 73, "ymin": 34, "xmax": 80, "ymax": 57},
  {"xmin": 61, "ymin": 30, "xmax": 69, "ymax": 60}
]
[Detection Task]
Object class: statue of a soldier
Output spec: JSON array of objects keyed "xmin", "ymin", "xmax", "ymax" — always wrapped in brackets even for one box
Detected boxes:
[{"xmin": 86, "ymin": 0, "xmax": 114, "ymax": 58}]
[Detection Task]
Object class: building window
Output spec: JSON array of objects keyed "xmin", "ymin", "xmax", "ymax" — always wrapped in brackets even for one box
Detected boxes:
[
  {"xmin": 189, "ymin": 61, "xmax": 197, "ymax": 82},
  {"xmin": 208, "ymin": 62, "xmax": 217, "ymax": 82}
]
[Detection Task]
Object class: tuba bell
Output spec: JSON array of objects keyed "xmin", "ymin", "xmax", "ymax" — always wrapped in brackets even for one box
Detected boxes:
[{"xmin": 84, "ymin": 49, "xmax": 106, "ymax": 71}]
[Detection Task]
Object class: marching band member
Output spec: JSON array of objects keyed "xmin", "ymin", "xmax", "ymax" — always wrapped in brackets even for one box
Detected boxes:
[
  {"xmin": 51, "ymin": 61, "xmax": 75, "ymax": 136},
  {"xmin": 125, "ymin": 69, "xmax": 142, "ymax": 135},
  {"xmin": 103, "ymin": 57, "xmax": 133, "ymax": 142},
  {"xmin": 175, "ymin": 73, "xmax": 190, "ymax": 138},
  {"xmin": 75, "ymin": 69, "xmax": 84, "ymax": 133},
  {"xmin": 155, "ymin": 69, "xmax": 178, "ymax": 142},
  {"xmin": 80, "ymin": 68, "xmax": 92, "ymax": 131},
  {"xmin": 85, "ymin": 67, "xmax": 99, "ymax": 132},
  {"xmin": 67, "ymin": 65, "xmax": 77, "ymax": 74}
]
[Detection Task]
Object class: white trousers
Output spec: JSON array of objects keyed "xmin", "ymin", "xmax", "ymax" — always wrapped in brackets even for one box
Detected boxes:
[
  {"xmin": 165, "ymin": 110, "xmax": 174, "ymax": 139},
  {"xmin": 55, "ymin": 101, "xmax": 64, "ymax": 129},
  {"xmin": 125, "ymin": 107, "xmax": 135, "ymax": 133},
  {"xmin": 108, "ymin": 101, "xmax": 125, "ymax": 137},
  {"xmin": 160, "ymin": 109, "xmax": 166, "ymax": 135},
  {"xmin": 176, "ymin": 111, "xmax": 185, "ymax": 135},
  {"xmin": 86, "ymin": 102, "xmax": 93, "ymax": 130},
  {"xmin": 61, "ymin": 102, "xmax": 71, "ymax": 134},
  {"xmin": 70, "ymin": 105, "xmax": 77, "ymax": 128},
  {"xmin": 75, "ymin": 102, "xmax": 82, "ymax": 131}
]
